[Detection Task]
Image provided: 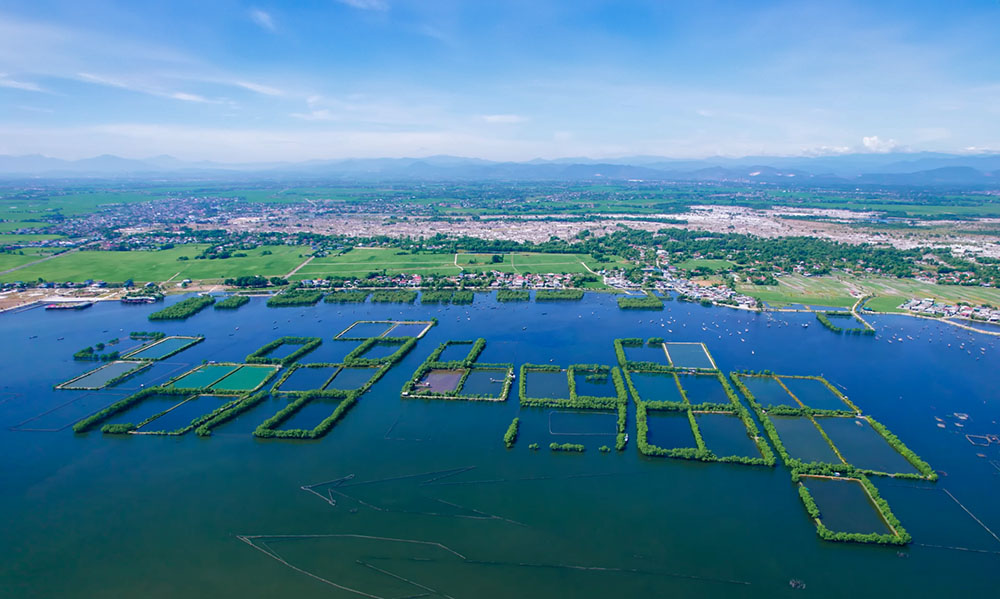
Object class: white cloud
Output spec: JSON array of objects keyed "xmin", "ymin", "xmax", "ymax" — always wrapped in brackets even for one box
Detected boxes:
[
  {"xmin": 0, "ymin": 73, "xmax": 44, "ymax": 92},
  {"xmin": 249, "ymin": 9, "xmax": 276, "ymax": 32},
  {"xmin": 336, "ymin": 0, "xmax": 389, "ymax": 12},
  {"xmin": 233, "ymin": 80, "xmax": 284, "ymax": 96},
  {"xmin": 290, "ymin": 109, "xmax": 337, "ymax": 121},
  {"xmin": 171, "ymin": 92, "xmax": 211, "ymax": 103},
  {"xmin": 482, "ymin": 114, "xmax": 526, "ymax": 124},
  {"xmin": 861, "ymin": 135, "xmax": 899, "ymax": 153},
  {"xmin": 78, "ymin": 72, "xmax": 220, "ymax": 104}
]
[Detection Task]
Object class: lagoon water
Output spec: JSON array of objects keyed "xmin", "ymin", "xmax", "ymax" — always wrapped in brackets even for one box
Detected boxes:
[{"xmin": 2, "ymin": 292, "xmax": 1000, "ymax": 597}]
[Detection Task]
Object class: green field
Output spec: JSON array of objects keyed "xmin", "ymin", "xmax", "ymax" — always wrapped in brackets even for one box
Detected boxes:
[
  {"xmin": 0, "ymin": 245, "xmax": 306, "ymax": 283},
  {"xmin": 738, "ymin": 273, "xmax": 1000, "ymax": 311},
  {"xmin": 292, "ymin": 248, "xmax": 624, "ymax": 279}
]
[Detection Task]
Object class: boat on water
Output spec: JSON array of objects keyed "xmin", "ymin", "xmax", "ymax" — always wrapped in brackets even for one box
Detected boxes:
[{"xmin": 45, "ymin": 302, "xmax": 93, "ymax": 310}]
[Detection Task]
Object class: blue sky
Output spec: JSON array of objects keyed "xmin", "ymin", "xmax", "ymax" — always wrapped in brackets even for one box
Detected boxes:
[{"xmin": 1, "ymin": 0, "xmax": 999, "ymax": 161}]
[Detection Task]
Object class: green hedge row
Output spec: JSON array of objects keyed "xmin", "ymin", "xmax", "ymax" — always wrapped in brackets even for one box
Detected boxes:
[
  {"xmin": 149, "ymin": 295, "xmax": 215, "ymax": 320},
  {"xmin": 246, "ymin": 336, "xmax": 321, "ymax": 366}
]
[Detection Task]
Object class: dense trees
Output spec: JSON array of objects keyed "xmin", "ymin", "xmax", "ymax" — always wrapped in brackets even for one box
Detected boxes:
[
  {"xmin": 324, "ymin": 290, "xmax": 371, "ymax": 303},
  {"xmin": 535, "ymin": 289, "xmax": 584, "ymax": 301},
  {"xmin": 214, "ymin": 295, "xmax": 250, "ymax": 310},
  {"xmin": 149, "ymin": 295, "xmax": 215, "ymax": 320},
  {"xmin": 266, "ymin": 289, "xmax": 324, "ymax": 306},
  {"xmin": 496, "ymin": 290, "xmax": 530, "ymax": 302},
  {"xmin": 371, "ymin": 290, "xmax": 418, "ymax": 303},
  {"xmin": 504, "ymin": 417, "xmax": 519, "ymax": 448}
]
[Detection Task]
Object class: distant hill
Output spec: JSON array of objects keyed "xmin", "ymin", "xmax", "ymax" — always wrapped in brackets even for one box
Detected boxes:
[{"xmin": 1, "ymin": 151, "xmax": 999, "ymax": 186}]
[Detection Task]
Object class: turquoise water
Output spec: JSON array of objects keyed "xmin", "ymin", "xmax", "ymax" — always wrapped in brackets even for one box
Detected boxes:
[
  {"xmin": 3, "ymin": 293, "xmax": 1000, "ymax": 597},
  {"xmin": 125, "ymin": 336, "xmax": 198, "ymax": 360},
  {"xmin": 59, "ymin": 360, "xmax": 144, "ymax": 389},
  {"xmin": 665, "ymin": 342, "xmax": 715, "ymax": 368}
]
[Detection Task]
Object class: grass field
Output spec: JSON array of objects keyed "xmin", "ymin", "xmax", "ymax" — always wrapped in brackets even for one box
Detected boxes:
[
  {"xmin": 0, "ymin": 244, "xmax": 306, "ymax": 283},
  {"xmin": 738, "ymin": 273, "xmax": 1000, "ymax": 311},
  {"xmin": 291, "ymin": 248, "xmax": 625, "ymax": 279},
  {"xmin": 0, "ymin": 248, "xmax": 64, "ymax": 272}
]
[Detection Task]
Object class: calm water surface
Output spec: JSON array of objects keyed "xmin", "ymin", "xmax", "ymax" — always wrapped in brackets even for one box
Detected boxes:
[{"xmin": 2, "ymin": 292, "xmax": 999, "ymax": 597}]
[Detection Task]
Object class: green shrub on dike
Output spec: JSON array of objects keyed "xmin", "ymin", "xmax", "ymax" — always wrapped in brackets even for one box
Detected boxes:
[
  {"xmin": 816, "ymin": 311, "xmax": 876, "ymax": 336},
  {"xmin": 550, "ymin": 442, "xmax": 585, "ymax": 452},
  {"xmin": 401, "ymin": 338, "xmax": 513, "ymax": 401},
  {"xmin": 149, "ymin": 295, "xmax": 215, "ymax": 320},
  {"xmin": 617, "ymin": 294, "xmax": 664, "ymax": 310},
  {"xmin": 214, "ymin": 295, "xmax": 250, "ymax": 310},
  {"xmin": 324, "ymin": 290, "xmax": 370, "ymax": 303},
  {"xmin": 343, "ymin": 336, "xmax": 417, "ymax": 367},
  {"xmin": 795, "ymin": 475, "xmax": 911, "ymax": 545},
  {"xmin": 101, "ymin": 422, "xmax": 136, "ymax": 434},
  {"xmin": 254, "ymin": 391, "xmax": 357, "ymax": 439},
  {"xmin": 626, "ymin": 365, "xmax": 775, "ymax": 466},
  {"xmin": 73, "ymin": 387, "xmax": 190, "ymax": 433},
  {"xmin": 733, "ymin": 373, "xmax": 929, "ymax": 477},
  {"xmin": 536, "ymin": 289, "xmax": 584, "ymax": 301},
  {"xmin": 266, "ymin": 289, "xmax": 324, "ymax": 307},
  {"xmin": 73, "ymin": 344, "xmax": 121, "ymax": 361},
  {"xmin": 371, "ymin": 290, "xmax": 417, "ymax": 303},
  {"xmin": 196, "ymin": 391, "xmax": 270, "ymax": 436},
  {"xmin": 130, "ymin": 331, "xmax": 165, "ymax": 340},
  {"xmin": 528, "ymin": 443, "xmax": 540, "ymax": 450},
  {"xmin": 246, "ymin": 336, "xmax": 321, "ymax": 366},
  {"xmin": 130, "ymin": 395, "xmax": 245, "ymax": 436},
  {"xmin": 503, "ymin": 417, "xmax": 519, "ymax": 448},
  {"xmin": 497, "ymin": 290, "xmax": 529, "ymax": 302},
  {"xmin": 420, "ymin": 290, "xmax": 455, "ymax": 303}
]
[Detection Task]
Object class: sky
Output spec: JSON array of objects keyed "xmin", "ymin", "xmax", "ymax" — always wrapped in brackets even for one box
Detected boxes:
[{"xmin": 1, "ymin": 0, "xmax": 999, "ymax": 162}]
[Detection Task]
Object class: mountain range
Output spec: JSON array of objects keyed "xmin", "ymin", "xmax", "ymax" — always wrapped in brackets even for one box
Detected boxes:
[{"xmin": 1, "ymin": 152, "xmax": 999, "ymax": 186}]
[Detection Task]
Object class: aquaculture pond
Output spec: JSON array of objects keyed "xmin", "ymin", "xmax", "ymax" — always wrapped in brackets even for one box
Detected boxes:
[
  {"xmin": 572, "ymin": 370, "xmax": 617, "ymax": 398},
  {"xmin": 739, "ymin": 375, "xmax": 796, "ymax": 408},
  {"xmin": 3, "ymin": 292, "xmax": 1000, "ymax": 598},
  {"xmin": 816, "ymin": 417, "xmax": 920, "ymax": 475},
  {"xmin": 524, "ymin": 369, "xmax": 570, "ymax": 399},
  {"xmin": 460, "ymin": 369, "xmax": 506, "ymax": 397},
  {"xmin": 695, "ymin": 413, "xmax": 761, "ymax": 458},
  {"xmin": 628, "ymin": 371, "xmax": 684, "ymax": 403},
  {"xmin": 770, "ymin": 416, "xmax": 842, "ymax": 464},
  {"xmin": 418, "ymin": 369, "xmax": 464, "ymax": 393},
  {"xmin": 800, "ymin": 476, "xmax": 892, "ymax": 535},
  {"xmin": 277, "ymin": 366, "xmax": 340, "ymax": 392},
  {"xmin": 436, "ymin": 342, "xmax": 475, "ymax": 363}
]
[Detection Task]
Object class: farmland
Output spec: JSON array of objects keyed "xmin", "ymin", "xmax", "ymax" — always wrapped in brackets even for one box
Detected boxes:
[{"xmin": 738, "ymin": 273, "xmax": 1000, "ymax": 311}]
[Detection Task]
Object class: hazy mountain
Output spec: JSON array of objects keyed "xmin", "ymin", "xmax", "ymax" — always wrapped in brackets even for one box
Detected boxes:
[{"xmin": 1, "ymin": 152, "xmax": 999, "ymax": 186}]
